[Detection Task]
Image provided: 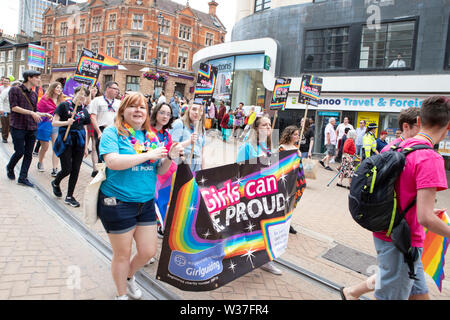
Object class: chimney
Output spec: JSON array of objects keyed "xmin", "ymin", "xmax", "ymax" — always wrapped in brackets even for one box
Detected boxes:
[{"xmin": 208, "ymin": 0, "xmax": 218, "ymax": 16}]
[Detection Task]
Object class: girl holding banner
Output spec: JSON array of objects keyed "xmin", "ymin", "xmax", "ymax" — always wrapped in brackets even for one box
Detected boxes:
[
  {"xmin": 97, "ymin": 93, "xmax": 183, "ymax": 300},
  {"xmin": 51, "ymin": 86, "xmax": 91, "ymax": 207},
  {"xmin": 36, "ymin": 82, "xmax": 65, "ymax": 176},
  {"xmin": 236, "ymin": 115, "xmax": 282, "ymax": 276},
  {"xmin": 170, "ymin": 103, "xmax": 206, "ymax": 172}
]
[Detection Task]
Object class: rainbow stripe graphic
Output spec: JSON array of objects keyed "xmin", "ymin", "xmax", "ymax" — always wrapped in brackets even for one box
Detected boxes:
[
  {"xmin": 270, "ymin": 82, "xmax": 291, "ymax": 110},
  {"xmin": 28, "ymin": 44, "xmax": 45, "ymax": 69},
  {"xmin": 76, "ymin": 55, "xmax": 119, "ymax": 74},
  {"xmin": 167, "ymin": 152, "xmax": 300, "ymax": 261},
  {"xmin": 422, "ymin": 211, "xmax": 450, "ymax": 292},
  {"xmin": 194, "ymin": 65, "xmax": 217, "ymax": 96}
]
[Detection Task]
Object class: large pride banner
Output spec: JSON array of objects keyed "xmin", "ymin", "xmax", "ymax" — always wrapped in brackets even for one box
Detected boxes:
[{"xmin": 157, "ymin": 150, "xmax": 300, "ymax": 291}]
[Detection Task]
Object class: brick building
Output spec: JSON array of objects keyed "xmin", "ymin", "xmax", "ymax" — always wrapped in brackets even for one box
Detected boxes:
[{"xmin": 40, "ymin": 0, "xmax": 226, "ymax": 100}]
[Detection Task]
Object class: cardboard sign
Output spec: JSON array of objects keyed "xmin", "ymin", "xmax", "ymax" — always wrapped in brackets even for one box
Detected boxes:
[
  {"xmin": 298, "ymin": 75, "xmax": 323, "ymax": 106},
  {"xmin": 269, "ymin": 78, "xmax": 291, "ymax": 110},
  {"xmin": 194, "ymin": 63, "xmax": 218, "ymax": 104}
]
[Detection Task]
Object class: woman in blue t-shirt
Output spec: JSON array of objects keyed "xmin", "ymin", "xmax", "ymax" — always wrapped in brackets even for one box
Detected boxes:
[{"xmin": 98, "ymin": 92, "xmax": 183, "ymax": 300}]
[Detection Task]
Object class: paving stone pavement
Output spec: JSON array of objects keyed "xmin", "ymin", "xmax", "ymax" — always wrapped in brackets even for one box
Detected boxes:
[{"xmin": 1, "ymin": 130, "xmax": 450, "ymax": 300}]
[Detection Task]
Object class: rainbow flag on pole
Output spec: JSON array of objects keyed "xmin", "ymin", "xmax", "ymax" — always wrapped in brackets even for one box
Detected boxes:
[
  {"xmin": 422, "ymin": 211, "xmax": 450, "ymax": 292},
  {"xmin": 28, "ymin": 44, "xmax": 45, "ymax": 69}
]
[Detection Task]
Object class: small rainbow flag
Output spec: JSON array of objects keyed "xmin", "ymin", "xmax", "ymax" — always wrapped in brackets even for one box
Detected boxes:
[
  {"xmin": 28, "ymin": 44, "xmax": 45, "ymax": 69},
  {"xmin": 422, "ymin": 211, "xmax": 450, "ymax": 292}
]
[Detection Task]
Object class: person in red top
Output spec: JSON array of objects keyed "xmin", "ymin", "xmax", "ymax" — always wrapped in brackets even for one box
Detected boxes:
[
  {"xmin": 36, "ymin": 82, "xmax": 65, "ymax": 176},
  {"xmin": 336, "ymin": 129, "xmax": 358, "ymax": 189},
  {"xmin": 341, "ymin": 96, "xmax": 450, "ymax": 300}
]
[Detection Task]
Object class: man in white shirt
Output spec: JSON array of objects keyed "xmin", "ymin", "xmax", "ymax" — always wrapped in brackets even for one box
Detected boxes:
[
  {"xmin": 0, "ymin": 79, "xmax": 19, "ymax": 143},
  {"xmin": 389, "ymin": 54, "xmax": 406, "ymax": 68},
  {"xmin": 355, "ymin": 120, "xmax": 366, "ymax": 157},
  {"xmin": 319, "ymin": 117, "xmax": 337, "ymax": 171},
  {"xmin": 336, "ymin": 117, "xmax": 354, "ymax": 142},
  {"xmin": 157, "ymin": 90, "xmax": 166, "ymax": 105},
  {"xmin": 88, "ymin": 81, "xmax": 121, "ymax": 162}
]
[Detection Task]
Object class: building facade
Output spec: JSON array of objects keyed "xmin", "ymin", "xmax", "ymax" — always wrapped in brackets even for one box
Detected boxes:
[
  {"xmin": 195, "ymin": 0, "xmax": 450, "ymax": 160},
  {"xmin": 19, "ymin": 0, "xmax": 76, "ymax": 37},
  {"xmin": 0, "ymin": 32, "xmax": 41, "ymax": 81},
  {"xmin": 40, "ymin": 0, "xmax": 226, "ymax": 100}
]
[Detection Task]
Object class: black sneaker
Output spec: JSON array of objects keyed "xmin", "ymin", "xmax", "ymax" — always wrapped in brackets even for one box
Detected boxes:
[
  {"xmin": 289, "ymin": 226, "xmax": 297, "ymax": 234},
  {"xmin": 64, "ymin": 196, "xmax": 80, "ymax": 208},
  {"xmin": 51, "ymin": 180, "xmax": 62, "ymax": 198},
  {"xmin": 325, "ymin": 166, "xmax": 333, "ymax": 171},
  {"xmin": 91, "ymin": 170, "xmax": 98, "ymax": 178},
  {"xmin": 319, "ymin": 160, "xmax": 325, "ymax": 168},
  {"xmin": 17, "ymin": 178, "xmax": 34, "ymax": 188},
  {"xmin": 6, "ymin": 165, "xmax": 15, "ymax": 180}
]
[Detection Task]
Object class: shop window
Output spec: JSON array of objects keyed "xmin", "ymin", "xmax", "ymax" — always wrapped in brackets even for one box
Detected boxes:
[
  {"xmin": 359, "ymin": 20, "xmax": 416, "ymax": 70},
  {"xmin": 126, "ymin": 75, "xmax": 140, "ymax": 92},
  {"xmin": 254, "ymin": 0, "xmax": 271, "ymax": 13},
  {"xmin": 303, "ymin": 27, "xmax": 350, "ymax": 71}
]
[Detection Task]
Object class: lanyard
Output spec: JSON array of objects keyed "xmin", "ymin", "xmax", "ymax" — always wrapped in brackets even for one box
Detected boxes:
[{"xmin": 103, "ymin": 96, "xmax": 115, "ymax": 112}]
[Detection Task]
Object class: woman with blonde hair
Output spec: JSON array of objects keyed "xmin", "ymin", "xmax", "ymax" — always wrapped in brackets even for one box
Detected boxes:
[
  {"xmin": 36, "ymin": 81, "xmax": 65, "ymax": 176},
  {"xmin": 170, "ymin": 103, "xmax": 206, "ymax": 172},
  {"xmin": 97, "ymin": 92, "xmax": 183, "ymax": 300}
]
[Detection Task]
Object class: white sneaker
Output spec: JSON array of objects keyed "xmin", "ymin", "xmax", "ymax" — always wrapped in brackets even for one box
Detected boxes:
[
  {"xmin": 145, "ymin": 257, "xmax": 156, "ymax": 266},
  {"xmin": 37, "ymin": 162, "xmax": 44, "ymax": 172},
  {"xmin": 330, "ymin": 159, "xmax": 335, "ymax": 164},
  {"xmin": 126, "ymin": 276, "xmax": 142, "ymax": 300},
  {"xmin": 260, "ymin": 261, "xmax": 282, "ymax": 275},
  {"xmin": 115, "ymin": 294, "xmax": 129, "ymax": 300}
]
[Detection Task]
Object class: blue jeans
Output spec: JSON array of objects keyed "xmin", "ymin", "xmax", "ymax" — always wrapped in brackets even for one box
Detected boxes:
[{"xmin": 8, "ymin": 127, "xmax": 36, "ymax": 180}]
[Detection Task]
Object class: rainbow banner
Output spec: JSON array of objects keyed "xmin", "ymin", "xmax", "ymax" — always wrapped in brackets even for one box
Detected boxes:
[
  {"xmin": 422, "ymin": 211, "xmax": 450, "ymax": 292},
  {"xmin": 157, "ymin": 150, "xmax": 300, "ymax": 291},
  {"xmin": 298, "ymin": 74, "xmax": 323, "ymax": 107},
  {"xmin": 74, "ymin": 48, "xmax": 119, "ymax": 86},
  {"xmin": 28, "ymin": 44, "xmax": 45, "ymax": 69},
  {"xmin": 193, "ymin": 62, "xmax": 218, "ymax": 104},
  {"xmin": 269, "ymin": 78, "xmax": 291, "ymax": 110}
]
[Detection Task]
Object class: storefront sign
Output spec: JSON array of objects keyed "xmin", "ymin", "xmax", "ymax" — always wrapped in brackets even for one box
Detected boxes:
[{"xmin": 287, "ymin": 94, "xmax": 427, "ymax": 112}]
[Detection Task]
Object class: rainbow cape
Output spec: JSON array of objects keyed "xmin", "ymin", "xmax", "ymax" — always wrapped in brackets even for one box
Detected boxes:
[{"xmin": 422, "ymin": 211, "xmax": 450, "ymax": 292}]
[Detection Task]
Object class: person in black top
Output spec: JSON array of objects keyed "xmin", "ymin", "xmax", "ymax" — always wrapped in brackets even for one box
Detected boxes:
[
  {"xmin": 299, "ymin": 117, "xmax": 314, "ymax": 159},
  {"xmin": 51, "ymin": 86, "xmax": 91, "ymax": 207}
]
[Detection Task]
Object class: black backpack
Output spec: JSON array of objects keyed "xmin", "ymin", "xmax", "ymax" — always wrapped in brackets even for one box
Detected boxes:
[{"xmin": 348, "ymin": 143, "xmax": 433, "ymax": 279}]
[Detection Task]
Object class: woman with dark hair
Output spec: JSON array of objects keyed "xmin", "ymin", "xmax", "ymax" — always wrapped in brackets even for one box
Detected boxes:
[
  {"xmin": 51, "ymin": 86, "xmax": 91, "ymax": 207},
  {"xmin": 279, "ymin": 125, "xmax": 306, "ymax": 234},
  {"xmin": 150, "ymin": 102, "xmax": 174, "ymax": 150}
]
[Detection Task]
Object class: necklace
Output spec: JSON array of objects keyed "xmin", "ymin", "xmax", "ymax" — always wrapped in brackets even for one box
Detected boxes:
[
  {"xmin": 124, "ymin": 123, "xmax": 160, "ymax": 164},
  {"xmin": 417, "ymin": 132, "xmax": 433, "ymax": 145}
]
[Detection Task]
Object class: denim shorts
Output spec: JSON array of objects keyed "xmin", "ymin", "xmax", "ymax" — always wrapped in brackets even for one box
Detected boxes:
[
  {"xmin": 373, "ymin": 237, "xmax": 428, "ymax": 300},
  {"xmin": 97, "ymin": 191, "xmax": 157, "ymax": 234}
]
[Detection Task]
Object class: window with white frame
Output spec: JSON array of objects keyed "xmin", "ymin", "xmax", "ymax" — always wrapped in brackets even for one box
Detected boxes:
[
  {"xmin": 79, "ymin": 19, "xmax": 86, "ymax": 34},
  {"xmin": 91, "ymin": 42, "xmax": 99, "ymax": 55},
  {"xmin": 106, "ymin": 41, "xmax": 115, "ymax": 57},
  {"xmin": 76, "ymin": 43, "xmax": 83, "ymax": 61},
  {"xmin": 0, "ymin": 66, "xmax": 4, "ymax": 77},
  {"xmin": 178, "ymin": 25, "xmax": 191, "ymax": 41},
  {"xmin": 47, "ymin": 42, "xmax": 52, "ymax": 51},
  {"xmin": 132, "ymin": 14, "xmax": 144, "ymax": 30},
  {"xmin": 7, "ymin": 51, "xmax": 13, "ymax": 62},
  {"xmin": 7, "ymin": 65, "xmax": 13, "ymax": 76},
  {"xmin": 59, "ymin": 46, "xmax": 66, "ymax": 64},
  {"xmin": 126, "ymin": 75, "xmax": 140, "ymax": 92},
  {"xmin": 159, "ymin": 19, "xmax": 170, "ymax": 35},
  {"xmin": 21, "ymin": 49, "xmax": 26, "ymax": 61},
  {"xmin": 124, "ymin": 40, "xmax": 146, "ymax": 61},
  {"xmin": 19, "ymin": 65, "xmax": 25, "ymax": 78},
  {"xmin": 47, "ymin": 24, "xmax": 53, "ymax": 35},
  {"xmin": 91, "ymin": 16, "xmax": 102, "ymax": 32},
  {"xmin": 205, "ymin": 33, "xmax": 214, "ymax": 46},
  {"xmin": 108, "ymin": 14, "xmax": 116, "ymax": 30},
  {"xmin": 1, "ymin": 51, "xmax": 6, "ymax": 62},
  {"xmin": 177, "ymin": 50, "xmax": 189, "ymax": 69},
  {"xmin": 254, "ymin": 0, "xmax": 271, "ymax": 12},
  {"xmin": 158, "ymin": 46, "xmax": 169, "ymax": 66},
  {"xmin": 60, "ymin": 22, "xmax": 68, "ymax": 36}
]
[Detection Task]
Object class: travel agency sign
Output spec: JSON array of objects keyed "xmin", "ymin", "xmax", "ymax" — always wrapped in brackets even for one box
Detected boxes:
[{"xmin": 286, "ymin": 95, "xmax": 426, "ymax": 112}]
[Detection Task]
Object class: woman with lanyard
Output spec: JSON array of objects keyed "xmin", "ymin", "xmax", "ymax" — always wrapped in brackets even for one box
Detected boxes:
[
  {"xmin": 97, "ymin": 92, "xmax": 183, "ymax": 300},
  {"xmin": 36, "ymin": 82, "xmax": 65, "ymax": 177},
  {"xmin": 362, "ymin": 123, "xmax": 379, "ymax": 160},
  {"xmin": 170, "ymin": 103, "xmax": 206, "ymax": 172},
  {"xmin": 236, "ymin": 115, "xmax": 282, "ymax": 276},
  {"xmin": 51, "ymin": 86, "xmax": 91, "ymax": 208},
  {"xmin": 278, "ymin": 125, "xmax": 306, "ymax": 235}
]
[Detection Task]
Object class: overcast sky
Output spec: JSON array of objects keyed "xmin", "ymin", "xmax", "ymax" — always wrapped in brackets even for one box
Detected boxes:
[{"xmin": 0, "ymin": 0, "xmax": 236, "ymax": 41}]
